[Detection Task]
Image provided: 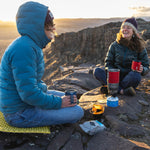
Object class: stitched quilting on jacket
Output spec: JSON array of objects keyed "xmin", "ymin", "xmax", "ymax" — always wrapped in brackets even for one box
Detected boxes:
[
  {"xmin": 105, "ymin": 41, "xmax": 149, "ymax": 79},
  {"xmin": 0, "ymin": 2, "xmax": 62, "ymax": 114}
]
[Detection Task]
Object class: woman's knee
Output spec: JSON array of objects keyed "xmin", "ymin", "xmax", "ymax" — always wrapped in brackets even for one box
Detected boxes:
[
  {"xmin": 93, "ymin": 67, "xmax": 107, "ymax": 85},
  {"xmin": 129, "ymin": 71, "xmax": 141, "ymax": 82},
  {"xmin": 93, "ymin": 67, "xmax": 102, "ymax": 77}
]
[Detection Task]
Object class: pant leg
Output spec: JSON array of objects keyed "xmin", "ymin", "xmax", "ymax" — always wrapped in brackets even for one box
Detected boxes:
[
  {"xmin": 4, "ymin": 90, "xmax": 84, "ymax": 128},
  {"xmin": 119, "ymin": 71, "xmax": 141, "ymax": 90},
  {"xmin": 4, "ymin": 106, "xmax": 84, "ymax": 128},
  {"xmin": 93, "ymin": 67, "xmax": 107, "ymax": 85}
]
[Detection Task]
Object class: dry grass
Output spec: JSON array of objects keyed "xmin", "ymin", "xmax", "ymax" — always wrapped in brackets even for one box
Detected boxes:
[
  {"xmin": 0, "ymin": 40, "xmax": 12, "ymax": 61},
  {"xmin": 0, "ymin": 25, "xmax": 19, "ymax": 61}
]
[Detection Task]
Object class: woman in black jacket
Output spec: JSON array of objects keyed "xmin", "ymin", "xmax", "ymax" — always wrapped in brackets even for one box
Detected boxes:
[{"xmin": 94, "ymin": 17, "xmax": 149, "ymax": 96}]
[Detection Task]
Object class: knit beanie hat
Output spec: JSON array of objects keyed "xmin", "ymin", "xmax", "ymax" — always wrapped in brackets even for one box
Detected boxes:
[
  {"xmin": 45, "ymin": 10, "xmax": 54, "ymax": 25},
  {"xmin": 121, "ymin": 17, "xmax": 138, "ymax": 33}
]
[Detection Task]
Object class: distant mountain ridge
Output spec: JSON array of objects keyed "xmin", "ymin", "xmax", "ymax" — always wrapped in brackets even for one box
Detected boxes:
[
  {"xmin": 55, "ymin": 17, "xmax": 150, "ymax": 34},
  {"xmin": 1, "ymin": 16, "xmax": 150, "ymax": 34},
  {"xmin": 43, "ymin": 18, "xmax": 150, "ymax": 84},
  {"xmin": 54, "ymin": 18, "xmax": 125, "ymax": 34}
]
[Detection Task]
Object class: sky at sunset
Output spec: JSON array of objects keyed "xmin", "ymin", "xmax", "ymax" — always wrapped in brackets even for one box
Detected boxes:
[{"xmin": 0, "ymin": 0, "xmax": 150, "ymax": 21}]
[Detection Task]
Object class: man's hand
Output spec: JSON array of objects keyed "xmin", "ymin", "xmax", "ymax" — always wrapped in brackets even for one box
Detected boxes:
[{"xmin": 61, "ymin": 95, "xmax": 77, "ymax": 108}]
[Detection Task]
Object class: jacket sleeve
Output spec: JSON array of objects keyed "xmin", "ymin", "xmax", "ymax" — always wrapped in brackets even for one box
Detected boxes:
[
  {"xmin": 11, "ymin": 45, "xmax": 62, "ymax": 109},
  {"xmin": 105, "ymin": 43, "xmax": 116, "ymax": 69},
  {"xmin": 38, "ymin": 80, "xmax": 47, "ymax": 93},
  {"xmin": 140, "ymin": 49, "xmax": 149, "ymax": 76}
]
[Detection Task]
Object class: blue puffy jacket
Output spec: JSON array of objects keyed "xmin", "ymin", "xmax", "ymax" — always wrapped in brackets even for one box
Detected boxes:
[{"xmin": 0, "ymin": 2, "xmax": 62, "ymax": 114}]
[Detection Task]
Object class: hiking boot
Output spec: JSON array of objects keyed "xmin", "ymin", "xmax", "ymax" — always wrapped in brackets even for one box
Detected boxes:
[
  {"xmin": 100, "ymin": 85, "xmax": 108, "ymax": 95},
  {"xmin": 123, "ymin": 87, "xmax": 136, "ymax": 96}
]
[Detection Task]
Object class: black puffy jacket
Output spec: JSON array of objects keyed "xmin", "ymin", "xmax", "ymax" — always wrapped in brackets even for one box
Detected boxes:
[{"xmin": 105, "ymin": 41, "xmax": 149, "ymax": 79}]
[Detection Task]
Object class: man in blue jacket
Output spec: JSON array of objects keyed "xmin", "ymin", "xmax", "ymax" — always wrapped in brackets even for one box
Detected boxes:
[{"xmin": 0, "ymin": 1, "xmax": 84, "ymax": 128}]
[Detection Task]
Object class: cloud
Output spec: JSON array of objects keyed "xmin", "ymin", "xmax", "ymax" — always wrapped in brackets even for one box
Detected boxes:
[
  {"xmin": 130, "ymin": 6, "xmax": 150, "ymax": 17},
  {"xmin": 131, "ymin": 6, "xmax": 150, "ymax": 12}
]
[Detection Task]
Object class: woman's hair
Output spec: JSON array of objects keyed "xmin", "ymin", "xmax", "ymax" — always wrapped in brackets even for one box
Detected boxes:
[{"xmin": 116, "ymin": 29, "xmax": 146, "ymax": 53}]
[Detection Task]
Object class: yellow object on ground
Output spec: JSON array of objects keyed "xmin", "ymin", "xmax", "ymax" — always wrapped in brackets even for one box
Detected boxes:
[
  {"xmin": 0, "ymin": 111, "xmax": 50, "ymax": 134},
  {"xmin": 92, "ymin": 104, "xmax": 105, "ymax": 115}
]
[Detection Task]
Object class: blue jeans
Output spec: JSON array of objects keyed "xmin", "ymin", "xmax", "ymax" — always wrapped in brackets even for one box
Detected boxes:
[
  {"xmin": 93, "ymin": 67, "xmax": 141, "ymax": 92},
  {"xmin": 4, "ymin": 90, "xmax": 84, "ymax": 128}
]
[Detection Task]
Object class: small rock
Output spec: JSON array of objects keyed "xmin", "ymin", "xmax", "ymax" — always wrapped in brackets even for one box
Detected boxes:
[
  {"xmin": 61, "ymin": 132, "xmax": 83, "ymax": 150},
  {"xmin": 138, "ymin": 100, "xmax": 149, "ymax": 106},
  {"xmin": 119, "ymin": 114, "xmax": 128, "ymax": 122},
  {"xmin": 47, "ymin": 126, "xmax": 74, "ymax": 150}
]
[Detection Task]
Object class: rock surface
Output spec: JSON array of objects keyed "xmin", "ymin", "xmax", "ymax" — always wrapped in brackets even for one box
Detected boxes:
[
  {"xmin": 0, "ymin": 19, "xmax": 150, "ymax": 150},
  {"xmin": 43, "ymin": 18, "xmax": 150, "ymax": 84},
  {"xmin": 0, "ymin": 66, "xmax": 149, "ymax": 150},
  {"xmin": 47, "ymin": 75, "xmax": 150, "ymax": 150}
]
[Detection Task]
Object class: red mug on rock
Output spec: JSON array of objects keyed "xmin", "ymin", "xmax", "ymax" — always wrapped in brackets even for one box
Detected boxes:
[{"xmin": 131, "ymin": 60, "xmax": 141, "ymax": 71}]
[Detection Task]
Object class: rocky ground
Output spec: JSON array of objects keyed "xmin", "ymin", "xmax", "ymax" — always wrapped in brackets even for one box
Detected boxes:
[
  {"xmin": 0, "ymin": 64, "xmax": 149, "ymax": 150},
  {"xmin": 0, "ymin": 19, "xmax": 150, "ymax": 150}
]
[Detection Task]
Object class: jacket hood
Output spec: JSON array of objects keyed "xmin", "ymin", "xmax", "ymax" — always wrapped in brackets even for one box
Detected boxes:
[{"xmin": 16, "ymin": 1, "xmax": 51, "ymax": 48}]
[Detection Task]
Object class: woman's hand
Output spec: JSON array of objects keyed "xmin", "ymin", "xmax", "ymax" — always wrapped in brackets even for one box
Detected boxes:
[
  {"xmin": 136, "ymin": 64, "xmax": 143, "ymax": 73},
  {"xmin": 61, "ymin": 95, "xmax": 77, "ymax": 108}
]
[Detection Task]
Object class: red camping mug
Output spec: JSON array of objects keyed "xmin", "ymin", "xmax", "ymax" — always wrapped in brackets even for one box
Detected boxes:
[
  {"xmin": 131, "ymin": 61, "xmax": 141, "ymax": 71},
  {"xmin": 107, "ymin": 69, "xmax": 120, "ymax": 95}
]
